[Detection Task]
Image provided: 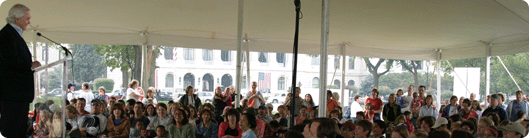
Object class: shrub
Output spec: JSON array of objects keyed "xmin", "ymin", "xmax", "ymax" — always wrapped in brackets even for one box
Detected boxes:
[{"xmin": 93, "ymin": 78, "xmax": 114, "ymax": 93}]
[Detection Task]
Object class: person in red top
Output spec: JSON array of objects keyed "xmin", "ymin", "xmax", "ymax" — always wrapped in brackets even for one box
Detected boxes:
[
  {"xmin": 76, "ymin": 98, "xmax": 90, "ymax": 116},
  {"xmin": 365, "ymin": 88, "xmax": 383, "ymax": 120},
  {"xmin": 460, "ymin": 98, "xmax": 477, "ymax": 120},
  {"xmin": 219, "ymin": 109, "xmax": 243, "ymax": 138},
  {"xmin": 326, "ymin": 90, "xmax": 339, "ymax": 116}
]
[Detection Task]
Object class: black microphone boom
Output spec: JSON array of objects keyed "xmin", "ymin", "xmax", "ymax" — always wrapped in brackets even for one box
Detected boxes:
[{"xmin": 37, "ymin": 32, "xmax": 71, "ymax": 56}]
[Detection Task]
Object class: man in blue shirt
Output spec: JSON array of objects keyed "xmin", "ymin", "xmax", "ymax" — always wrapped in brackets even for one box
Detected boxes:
[
  {"xmin": 507, "ymin": 90, "xmax": 529, "ymax": 122},
  {"xmin": 482, "ymin": 94, "xmax": 509, "ymax": 121}
]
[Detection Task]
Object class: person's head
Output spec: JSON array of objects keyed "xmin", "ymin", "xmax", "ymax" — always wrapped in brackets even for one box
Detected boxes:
[
  {"xmin": 355, "ymin": 120, "xmax": 373, "ymax": 138},
  {"xmin": 156, "ymin": 125, "xmax": 165, "ymax": 136},
  {"xmin": 310, "ymin": 109, "xmax": 318, "ymax": 119},
  {"xmin": 499, "ymin": 122, "xmax": 526, "ymax": 138},
  {"xmin": 459, "ymin": 97, "xmax": 465, "ymax": 105},
  {"xmin": 258, "ymin": 105, "xmax": 267, "ymax": 116},
  {"xmin": 309, "ymin": 118, "xmax": 340, "ymax": 138},
  {"xmin": 432, "ymin": 117, "xmax": 449, "ymax": 132},
  {"xmin": 111, "ymin": 103, "xmax": 126, "ymax": 119},
  {"xmin": 391, "ymin": 126, "xmax": 409, "ymax": 138},
  {"xmin": 330, "ymin": 109, "xmax": 341, "ymax": 118},
  {"xmin": 270, "ymin": 120, "xmax": 280, "ymax": 131},
  {"xmin": 77, "ymin": 98, "xmax": 86, "ymax": 111},
  {"xmin": 449, "ymin": 114, "xmax": 462, "ymax": 124},
  {"xmin": 226, "ymin": 109, "xmax": 240, "ymax": 124},
  {"xmin": 356, "ymin": 111, "xmax": 366, "ymax": 121},
  {"xmin": 98, "ymin": 86, "xmax": 106, "ymax": 94},
  {"xmin": 126, "ymin": 99, "xmax": 136, "ymax": 110},
  {"xmin": 327, "ymin": 90, "xmax": 333, "ymax": 99},
  {"xmin": 66, "ymin": 105, "xmax": 77, "ymax": 119},
  {"xmin": 332, "ymin": 92, "xmax": 340, "ymax": 101},
  {"xmin": 428, "ymin": 130, "xmax": 450, "ymax": 138},
  {"xmin": 425, "ymin": 95, "xmax": 433, "ymax": 106},
  {"xmin": 200, "ymin": 109, "xmax": 213, "ymax": 123},
  {"xmin": 216, "ymin": 86, "xmax": 223, "ymax": 95},
  {"xmin": 371, "ymin": 88, "xmax": 379, "ymax": 98},
  {"xmin": 365, "ymin": 102, "xmax": 372, "ymax": 110},
  {"xmin": 145, "ymin": 104, "xmax": 156, "ymax": 117},
  {"xmin": 396, "ymin": 89, "xmax": 404, "ymax": 96},
  {"xmin": 295, "ymin": 87, "xmax": 301, "ymax": 97},
  {"xmin": 372, "ymin": 120, "xmax": 387, "ymax": 136},
  {"xmin": 187, "ymin": 105, "xmax": 197, "ymax": 119},
  {"xmin": 486, "ymin": 112, "xmax": 500, "ymax": 126},
  {"xmin": 397, "ymin": 115, "xmax": 406, "ymax": 124},
  {"xmin": 408, "ymin": 85, "xmax": 414, "ymax": 92},
  {"xmin": 516, "ymin": 90, "xmax": 524, "ymax": 103},
  {"xmin": 413, "ymin": 92, "xmax": 419, "ymax": 99},
  {"xmin": 497, "ymin": 93, "xmax": 505, "ymax": 103},
  {"xmin": 450, "ymin": 96, "xmax": 458, "ymax": 105},
  {"xmin": 306, "ymin": 94, "xmax": 314, "ymax": 104},
  {"xmin": 470, "ymin": 93, "xmax": 476, "ymax": 100},
  {"xmin": 300, "ymin": 106, "xmax": 308, "ymax": 117},
  {"xmin": 68, "ymin": 83, "xmax": 75, "ymax": 91},
  {"xmin": 418, "ymin": 85, "xmax": 426, "ymax": 95},
  {"xmin": 156, "ymin": 103, "xmax": 167, "ymax": 118},
  {"xmin": 278, "ymin": 105, "xmax": 288, "ymax": 118},
  {"xmin": 421, "ymin": 116, "xmax": 435, "ymax": 133},
  {"xmin": 135, "ymin": 119, "xmax": 144, "ymax": 130},
  {"xmin": 411, "ymin": 129, "xmax": 428, "ymax": 138},
  {"xmin": 173, "ymin": 109, "xmax": 188, "ymax": 125},
  {"xmin": 145, "ymin": 87, "xmax": 155, "ymax": 98},
  {"xmin": 185, "ymin": 85, "xmax": 194, "ymax": 95},
  {"xmin": 133, "ymin": 102, "xmax": 144, "ymax": 116},
  {"xmin": 90, "ymin": 99, "xmax": 102, "ymax": 114},
  {"xmin": 388, "ymin": 93, "xmax": 396, "ymax": 104},
  {"xmin": 7, "ymin": 4, "xmax": 30, "ymax": 30},
  {"xmin": 478, "ymin": 117, "xmax": 495, "ymax": 137},
  {"xmin": 251, "ymin": 81, "xmax": 257, "ymax": 90},
  {"xmin": 240, "ymin": 113, "xmax": 257, "ymax": 131},
  {"xmin": 354, "ymin": 95, "xmax": 361, "ymax": 103},
  {"xmin": 472, "ymin": 100, "xmax": 482, "ymax": 111},
  {"xmin": 284, "ymin": 130, "xmax": 305, "ymax": 138},
  {"xmin": 341, "ymin": 120, "xmax": 355, "ymax": 138},
  {"xmin": 460, "ymin": 121, "xmax": 476, "ymax": 134},
  {"xmin": 81, "ymin": 82, "xmax": 89, "ymax": 90},
  {"xmin": 462, "ymin": 98, "xmax": 471, "ymax": 112},
  {"xmin": 129, "ymin": 80, "xmax": 139, "ymax": 88},
  {"xmin": 517, "ymin": 110, "xmax": 526, "ymax": 120},
  {"xmin": 117, "ymin": 100, "xmax": 125, "ymax": 106},
  {"xmin": 482, "ymin": 126, "xmax": 500, "ymax": 138}
]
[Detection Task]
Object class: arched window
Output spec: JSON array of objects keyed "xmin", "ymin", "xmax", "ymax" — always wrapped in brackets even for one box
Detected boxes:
[
  {"xmin": 184, "ymin": 73, "xmax": 195, "ymax": 88},
  {"xmin": 334, "ymin": 79, "xmax": 340, "ymax": 88},
  {"xmin": 202, "ymin": 74, "xmax": 214, "ymax": 91},
  {"xmin": 312, "ymin": 77, "xmax": 319, "ymax": 88},
  {"xmin": 165, "ymin": 74, "xmax": 174, "ymax": 88},
  {"xmin": 278, "ymin": 77, "xmax": 285, "ymax": 90}
]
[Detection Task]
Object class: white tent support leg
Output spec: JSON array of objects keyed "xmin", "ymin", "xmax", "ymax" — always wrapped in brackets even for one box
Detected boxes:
[
  {"xmin": 141, "ymin": 44, "xmax": 147, "ymax": 89},
  {"xmin": 318, "ymin": 0, "xmax": 330, "ymax": 118},
  {"xmin": 436, "ymin": 50, "xmax": 442, "ymax": 108},
  {"xmin": 340, "ymin": 44, "xmax": 346, "ymax": 106},
  {"xmin": 33, "ymin": 31, "xmax": 38, "ymax": 103},
  {"xmin": 245, "ymin": 36, "xmax": 250, "ymax": 92},
  {"xmin": 485, "ymin": 44, "xmax": 491, "ymax": 107},
  {"xmin": 234, "ymin": 0, "xmax": 244, "ymax": 108}
]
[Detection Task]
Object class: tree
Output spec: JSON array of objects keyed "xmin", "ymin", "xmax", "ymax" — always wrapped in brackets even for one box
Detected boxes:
[
  {"xmin": 359, "ymin": 75, "xmax": 374, "ymax": 96},
  {"xmin": 93, "ymin": 45, "xmax": 141, "ymax": 89},
  {"xmin": 40, "ymin": 66, "xmax": 63, "ymax": 90},
  {"xmin": 363, "ymin": 58, "xmax": 394, "ymax": 88},
  {"xmin": 399, "ymin": 60, "xmax": 421, "ymax": 90},
  {"xmin": 71, "ymin": 44, "xmax": 106, "ymax": 86},
  {"xmin": 142, "ymin": 45, "xmax": 161, "ymax": 90}
]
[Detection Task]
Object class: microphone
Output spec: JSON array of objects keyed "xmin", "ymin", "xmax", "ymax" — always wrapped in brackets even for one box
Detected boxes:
[
  {"xmin": 294, "ymin": 0, "xmax": 301, "ymax": 11},
  {"xmin": 37, "ymin": 32, "xmax": 71, "ymax": 56}
]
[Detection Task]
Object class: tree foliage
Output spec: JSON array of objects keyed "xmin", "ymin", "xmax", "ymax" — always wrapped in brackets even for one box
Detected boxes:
[
  {"xmin": 363, "ymin": 58, "xmax": 394, "ymax": 88},
  {"xmin": 71, "ymin": 44, "xmax": 106, "ymax": 86}
]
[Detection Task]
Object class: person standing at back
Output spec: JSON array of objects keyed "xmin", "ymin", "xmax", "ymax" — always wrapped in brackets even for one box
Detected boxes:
[
  {"xmin": 0, "ymin": 4, "xmax": 41, "ymax": 137},
  {"xmin": 179, "ymin": 85, "xmax": 202, "ymax": 109},
  {"xmin": 79, "ymin": 82, "xmax": 95, "ymax": 113},
  {"xmin": 246, "ymin": 82, "xmax": 265, "ymax": 108},
  {"xmin": 507, "ymin": 90, "xmax": 529, "ymax": 122},
  {"xmin": 366, "ymin": 88, "xmax": 383, "ymax": 120}
]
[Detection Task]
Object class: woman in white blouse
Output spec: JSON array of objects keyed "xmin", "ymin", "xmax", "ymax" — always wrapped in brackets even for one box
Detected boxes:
[
  {"xmin": 472, "ymin": 100, "xmax": 483, "ymax": 120},
  {"xmin": 419, "ymin": 95, "xmax": 439, "ymax": 118},
  {"xmin": 126, "ymin": 80, "xmax": 143, "ymax": 101}
]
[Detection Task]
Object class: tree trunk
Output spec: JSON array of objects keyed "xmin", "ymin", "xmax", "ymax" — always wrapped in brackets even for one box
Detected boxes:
[
  {"xmin": 373, "ymin": 75, "xmax": 379, "ymax": 89},
  {"xmin": 121, "ymin": 69, "xmax": 129, "ymax": 90},
  {"xmin": 132, "ymin": 45, "xmax": 142, "ymax": 82},
  {"xmin": 414, "ymin": 72, "xmax": 418, "ymax": 90}
]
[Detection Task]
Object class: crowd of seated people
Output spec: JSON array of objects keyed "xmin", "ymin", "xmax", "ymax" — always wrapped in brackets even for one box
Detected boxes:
[{"xmin": 26, "ymin": 80, "xmax": 529, "ymax": 138}]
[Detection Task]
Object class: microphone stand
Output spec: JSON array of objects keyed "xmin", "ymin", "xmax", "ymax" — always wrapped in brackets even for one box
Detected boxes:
[
  {"xmin": 290, "ymin": 0, "xmax": 301, "ymax": 129},
  {"xmin": 37, "ymin": 33, "xmax": 72, "ymax": 56}
]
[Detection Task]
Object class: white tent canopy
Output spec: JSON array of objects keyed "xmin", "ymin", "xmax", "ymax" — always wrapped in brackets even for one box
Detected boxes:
[{"xmin": 2, "ymin": 0, "xmax": 529, "ymax": 60}]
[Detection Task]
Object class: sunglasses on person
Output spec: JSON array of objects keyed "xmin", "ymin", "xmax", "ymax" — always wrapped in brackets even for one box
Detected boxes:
[{"xmin": 91, "ymin": 103, "xmax": 100, "ymax": 106}]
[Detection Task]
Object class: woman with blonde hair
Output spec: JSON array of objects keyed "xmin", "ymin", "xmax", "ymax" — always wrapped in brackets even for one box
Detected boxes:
[
  {"xmin": 142, "ymin": 87, "xmax": 158, "ymax": 105},
  {"xmin": 34, "ymin": 109, "xmax": 52, "ymax": 137},
  {"xmin": 126, "ymin": 79, "xmax": 143, "ymax": 101},
  {"xmin": 50, "ymin": 111, "xmax": 63, "ymax": 138}
]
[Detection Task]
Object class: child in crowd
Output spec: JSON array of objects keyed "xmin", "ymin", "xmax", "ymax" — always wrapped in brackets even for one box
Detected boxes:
[
  {"xmin": 154, "ymin": 125, "xmax": 167, "ymax": 138},
  {"xmin": 404, "ymin": 111, "xmax": 414, "ymax": 133},
  {"xmin": 516, "ymin": 110, "xmax": 526, "ymax": 123},
  {"xmin": 276, "ymin": 118, "xmax": 289, "ymax": 137},
  {"xmin": 397, "ymin": 115, "xmax": 409, "ymax": 132},
  {"xmin": 265, "ymin": 120, "xmax": 280, "ymax": 137},
  {"xmin": 130, "ymin": 120, "xmax": 144, "ymax": 138},
  {"xmin": 364, "ymin": 103, "xmax": 374, "ymax": 123},
  {"xmin": 274, "ymin": 113, "xmax": 280, "ymax": 120},
  {"xmin": 356, "ymin": 111, "xmax": 366, "ymax": 123}
]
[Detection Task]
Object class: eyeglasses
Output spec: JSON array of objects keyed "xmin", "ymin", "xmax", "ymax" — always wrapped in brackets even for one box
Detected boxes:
[
  {"xmin": 460, "ymin": 127, "xmax": 471, "ymax": 130},
  {"xmin": 91, "ymin": 103, "xmax": 100, "ymax": 106}
]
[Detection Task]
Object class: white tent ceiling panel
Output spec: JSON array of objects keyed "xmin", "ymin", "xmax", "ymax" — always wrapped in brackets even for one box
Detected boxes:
[{"xmin": 3, "ymin": 0, "xmax": 529, "ymax": 60}]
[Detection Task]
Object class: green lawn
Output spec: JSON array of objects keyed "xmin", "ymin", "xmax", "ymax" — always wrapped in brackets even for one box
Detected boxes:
[{"xmin": 31, "ymin": 97, "xmax": 63, "ymax": 111}]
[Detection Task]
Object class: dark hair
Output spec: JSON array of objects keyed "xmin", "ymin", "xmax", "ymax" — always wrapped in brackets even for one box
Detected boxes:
[
  {"xmin": 422, "ymin": 116, "xmax": 435, "ymax": 128},
  {"xmin": 127, "ymin": 99, "xmax": 136, "ymax": 106},
  {"xmin": 450, "ymin": 96, "xmax": 458, "ymax": 101},
  {"xmin": 200, "ymin": 109, "xmax": 214, "ymax": 119},
  {"xmin": 156, "ymin": 125, "xmax": 165, "ymax": 130},
  {"xmin": 419, "ymin": 85, "xmax": 426, "ymax": 89},
  {"xmin": 292, "ymin": 124, "xmax": 305, "ymax": 133},
  {"xmin": 173, "ymin": 109, "xmax": 189, "ymax": 125},
  {"xmin": 244, "ymin": 107, "xmax": 257, "ymax": 116},
  {"xmin": 110, "ymin": 97, "xmax": 117, "ymax": 100},
  {"xmin": 373, "ymin": 120, "xmax": 387, "ymax": 134},
  {"xmin": 517, "ymin": 110, "xmax": 526, "ymax": 119},
  {"xmin": 118, "ymin": 100, "xmax": 125, "ymax": 104},
  {"xmin": 242, "ymin": 113, "xmax": 257, "ymax": 129},
  {"xmin": 77, "ymin": 98, "xmax": 86, "ymax": 103},
  {"xmin": 144, "ymin": 104, "xmax": 157, "ymax": 116},
  {"xmin": 111, "ymin": 103, "xmax": 126, "ymax": 119},
  {"xmin": 157, "ymin": 103, "xmax": 167, "ymax": 110},
  {"xmin": 486, "ymin": 112, "xmax": 500, "ymax": 126},
  {"xmin": 460, "ymin": 121, "xmax": 476, "ymax": 134},
  {"xmin": 268, "ymin": 120, "xmax": 280, "ymax": 129},
  {"xmin": 356, "ymin": 111, "xmax": 365, "ymax": 118},
  {"xmin": 135, "ymin": 102, "xmax": 144, "ymax": 109},
  {"xmin": 403, "ymin": 111, "xmax": 411, "ymax": 116},
  {"xmin": 82, "ymin": 82, "xmax": 89, "ymax": 89},
  {"xmin": 490, "ymin": 94, "xmax": 500, "ymax": 101},
  {"xmin": 311, "ymin": 118, "xmax": 340, "ymax": 138},
  {"xmin": 462, "ymin": 99, "xmax": 471, "ymax": 106},
  {"xmin": 393, "ymin": 126, "xmax": 409, "ymax": 138},
  {"xmin": 428, "ymin": 130, "xmax": 450, "ymax": 138},
  {"xmin": 226, "ymin": 109, "xmax": 240, "ymax": 123},
  {"xmin": 284, "ymin": 130, "xmax": 305, "ymax": 138},
  {"xmin": 356, "ymin": 120, "xmax": 373, "ymax": 137},
  {"xmin": 327, "ymin": 90, "xmax": 333, "ymax": 96},
  {"xmin": 449, "ymin": 114, "xmax": 462, "ymax": 123},
  {"xmin": 354, "ymin": 95, "xmax": 361, "ymax": 101},
  {"xmin": 135, "ymin": 119, "xmax": 145, "ymax": 125}
]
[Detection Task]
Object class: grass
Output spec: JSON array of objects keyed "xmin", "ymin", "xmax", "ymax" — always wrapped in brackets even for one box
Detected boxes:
[{"xmin": 31, "ymin": 97, "xmax": 63, "ymax": 111}]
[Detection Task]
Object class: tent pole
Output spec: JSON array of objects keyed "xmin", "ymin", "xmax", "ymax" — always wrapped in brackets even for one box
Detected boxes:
[
  {"xmin": 318, "ymin": 0, "xmax": 330, "ymax": 118},
  {"xmin": 341, "ymin": 44, "xmax": 346, "ymax": 106},
  {"xmin": 141, "ymin": 44, "xmax": 147, "ymax": 90},
  {"xmin": 436, "ymin": 50, "xmax": 441, "ymax": 109},
  {"xmin": 33, "ymin": 30, "xmax": 39, "ymax": 103},
  {"xmin": 485, "ymin": 44, "xmax": 491, "ymax": 107},
  {"xmin": 245, "ymin": 36, "xmax": 250, "ymax": 93},
  {"xmin": 235, "ymin": 0, "xmax": 244, "ymax": 108}
]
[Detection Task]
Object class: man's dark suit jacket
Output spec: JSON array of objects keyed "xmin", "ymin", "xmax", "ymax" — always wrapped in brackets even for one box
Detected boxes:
[{"xmin": 0, "ymin": 24, "xmax": 34, "ymax": 103}]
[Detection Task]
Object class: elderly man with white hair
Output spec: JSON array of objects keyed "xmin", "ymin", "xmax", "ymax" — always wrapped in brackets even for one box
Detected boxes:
[{"xmin": 0, "ymin": 3, "xmax": 42, "ymax": 137}]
